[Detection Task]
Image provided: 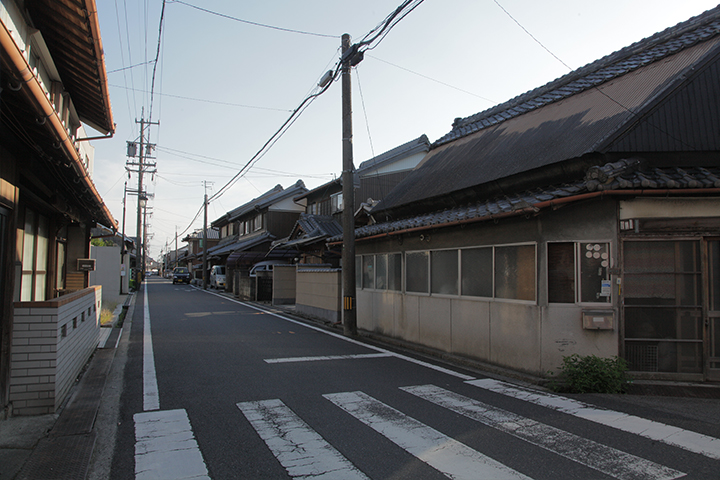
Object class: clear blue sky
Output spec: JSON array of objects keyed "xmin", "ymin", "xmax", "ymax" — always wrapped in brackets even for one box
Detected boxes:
[{"xmin": 91, "ymin": 0, "xmax": 720, "ymax": 258}]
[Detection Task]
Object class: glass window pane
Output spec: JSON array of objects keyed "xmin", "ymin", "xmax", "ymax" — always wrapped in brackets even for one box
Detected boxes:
[
  {"xmin": 34, "ymin": 273, "xmax": 46, "ymax": 301},
  {"xmin": 355, "ymin": 256, "xmax": 362, "ymax": 288},
  {"xmin": 36, "ymin": 214, "xmax": 49, "ymax": 271},
  {"xmin": 406, "ymin": 251, "xmax": 429, "ymax": 293},
  {"xmin": 431, "ymin": 250, "xmax": 458, "ymax": 295},
  {"xmin": 21, "ymin": 273, "xmax": 33, "ymax": 301},
  {"xmin": 461, "ymin": 247, "xmax": 492, "ymax": 297},
  {"xmin": 708, "ymin": 241, "xmax": 720, "ymax": 311},
  {"xmin": 388, "ymin": 253, "xmax": 402, "ymax": 291},
  {"xmin": 376, "ymin": 254, "xmax": 387, "ymax": 290},
  {"xmin": 57, "ymin": 243, "xmax": 66, "ymax": 290},
  {"xmin": 548, "ymin": 243, "xmax": 575, "ymax": 303},
  {"xmin": 362, "ymin": 255, "xmax": 375, "ymax": 289},
  {"xmin": 495, "ymin": 245, "xmax": 536, "ymax": 301},
  {"xmin": 22, "ymin": 209, "xmax": 35, "ymax": 271},
  {"xmin": 579, "ymin": 242, "xmax": 610, "ymax": 303}
]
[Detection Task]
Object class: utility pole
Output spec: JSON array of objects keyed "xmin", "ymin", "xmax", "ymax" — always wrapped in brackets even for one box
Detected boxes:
[
  {"xmin": 126, "ymin": 109, "xmax": 158, "ymax": 287},
  {"xmin": 120, "ymin": 181, "xmax": 127, "ymax": 295},
  {"xmin": 341, "ymin": 33, "xmax": 357, "ymax": 336},
  {"xmin": 202, "ymin": 182, "xmax": 209, "ymax": 290}
]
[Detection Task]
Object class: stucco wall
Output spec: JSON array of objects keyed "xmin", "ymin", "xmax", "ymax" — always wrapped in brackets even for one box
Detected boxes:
[
  {"xmin": 355, "ymin": 198, "xmax": 620, "ymax": 376},
  {"xmin": 90, "ymin": 245, "xmax": 125, "ymax": 306},
  {"xmin": 296, "ymin": 269, "xmax": 341, "ymax": 322},
  {"xmin": 273, "ymin": 265, "xmax": 296, "ymax": 305}
]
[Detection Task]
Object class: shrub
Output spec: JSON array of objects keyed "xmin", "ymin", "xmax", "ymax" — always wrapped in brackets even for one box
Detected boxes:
[{"xmin": 550, "ymin": 354, "xmax": 630, "ymax": 394}]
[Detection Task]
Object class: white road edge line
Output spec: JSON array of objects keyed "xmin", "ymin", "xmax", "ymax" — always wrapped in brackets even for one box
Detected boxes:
[
  {"xmin": 200, "ymin": 289, "xmax": 475, "ymax": 381},
  {"xmin": 237, "ymin": 399, "xmax": 369, "ymax": 479},
  {"xmin": 265, "ymin": 353, "xmax": 394, "ymax": 364},
  {"xmin": 134, "ymin": 408, "xmax": 210, "ymax": 480},
  {"xmin": 324, "ymin": 390, "xmax": 531, "ymax": 480},
  {"xmin": 468, "ymin": 378, "xmax": 720, "ymax": 461},
  {"xmin": 143, "ymin": 282, "xmax": 160, "ymax": 411},
  {"xmin": 402, "ymin": 384, "xmax": 685, "ymax": 480}
]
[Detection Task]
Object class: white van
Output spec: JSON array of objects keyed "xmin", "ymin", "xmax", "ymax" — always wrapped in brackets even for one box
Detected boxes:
[
  {"xmin": 209, "ymin": 265, "xmax": 226, "ymax": 289},
  {"xmin": 249, "ymin": 260, "xmax": 290, "ymax": 277}
]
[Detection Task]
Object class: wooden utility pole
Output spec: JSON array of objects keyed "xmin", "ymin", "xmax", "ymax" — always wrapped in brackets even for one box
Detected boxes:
[
  {"xmin": 341, "ymin": 33, "xmax": 357, "ymax": 336},
  {"xmin": 202, "ymin": 183, "xmax": 208, "ymax": 290}
]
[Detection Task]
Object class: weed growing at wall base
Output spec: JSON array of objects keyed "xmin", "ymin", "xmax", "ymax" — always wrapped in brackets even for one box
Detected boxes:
[{"xmin": 549, "ymin": 354, "xmax": 630, "ymax": 394}]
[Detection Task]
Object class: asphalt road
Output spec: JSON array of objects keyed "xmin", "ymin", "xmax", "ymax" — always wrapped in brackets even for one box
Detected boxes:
[{"xmin": 107, "ymin": 277, "xmax": 720, "ymax": 479}]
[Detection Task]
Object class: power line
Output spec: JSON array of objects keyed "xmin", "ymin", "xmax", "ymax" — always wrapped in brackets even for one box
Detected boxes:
[
  {"xmin": 367, "ymin": 54, "xmax": 496, "ymax": 103},
  {"xmin": 169, "ymin": 0, "xmax": 340, "ymax": 39},
  {"xmin": 148, "ymin": 0, "xmax": 167, "ymax": 122},
  {"xmin": 108, "ymin": 84, "xmax": 292, "ymax": 111}
]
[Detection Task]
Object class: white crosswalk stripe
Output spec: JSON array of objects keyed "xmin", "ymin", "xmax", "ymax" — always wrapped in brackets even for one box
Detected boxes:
[
  {"xmin": 402, "ymin": 384, "xmax": 685, "ymax": 480},
  {"xmin": 467, "ymin": 378, "xmax": 720, "ymax": 461},
  {"xmin": 232, "ymin": 384, "xmax": 714, "ymax": 479},
  {"xmin": 324, "ymin": 390, "xmax": 532, "ymax": 480},
  {"xmin": 237, "ymin": 399, "xmax": 369, "ymax": 479},
  {"xmin": 134, "ymin": 409, "xmax": 210, "ymax": 480}
]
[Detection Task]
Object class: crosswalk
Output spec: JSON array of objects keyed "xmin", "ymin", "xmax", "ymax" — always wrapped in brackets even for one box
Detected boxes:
[
  {"xmin": 233, "ymin": 382, "xmax": 710, "ymax": 480},
  {"xmin": 134, "ymin": 380, "xmax": 720, "ymax": 479}
]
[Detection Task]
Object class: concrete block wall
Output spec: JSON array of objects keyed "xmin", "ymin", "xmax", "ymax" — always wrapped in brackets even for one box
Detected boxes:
[
  {"xmin": 295, "ymin": 269, "xmax": 341, "ymax": 322},
  {"xmin": 10, "ymin": 287, "xmax": 101, "ymax": 415}
]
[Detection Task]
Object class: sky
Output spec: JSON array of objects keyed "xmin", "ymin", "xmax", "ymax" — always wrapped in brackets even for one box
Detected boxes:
[{"xmin": 90, "ymin": 0, "xmax": 720, "ymax": 259}]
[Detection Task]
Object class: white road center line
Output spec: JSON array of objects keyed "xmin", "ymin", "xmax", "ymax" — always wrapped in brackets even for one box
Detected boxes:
[
  {"xmin": 143, "ymin": 282, "xmax": 160, "ymax": 411},
  {"xmin": 468, "ymin": 378, "xmax": 720, "ymax": 460},
  {"xmin": 402, "ymin": 384, "xmax": 685, "ymax": 480},
  {"xmin": 204, "ymin": 292, "xmax": 474, "ymax": 381},
  {"xmin": 134, "ymin": 409, "xmax": 210, "ymax": 480},
  {"xmin": 237, "ymin": 399, "xmax": 369, "ymax": 479},
  {"xmin": 264, "ymin": 353, "xmax": 393, "ymax": 364},
  {"xmin": 324, "ymin": 391, "xmax": 531, "ymax": 480}
]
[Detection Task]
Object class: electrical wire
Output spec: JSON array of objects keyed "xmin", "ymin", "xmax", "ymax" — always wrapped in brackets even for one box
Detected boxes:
[
  {"xmin": 148, "ymin": 0, "xmax": 166, "ymax": 123},
  {"xmin": 108, "ymin": 85, "xmax": 292, "ymax": 112},
  {"xmin": 492, "ymin": 0, "xmax": 698, "ymax": 151},
  {"xmin": 207, "ymin": 62, "xmax": 342, "ymax": 203},
  {"xmin": 169, "ymin": 0, "xmax": 339, "ymax": 39},
  {"xmin": 367, "ymin": 54, "xmax": 496, "ymax": 103}
]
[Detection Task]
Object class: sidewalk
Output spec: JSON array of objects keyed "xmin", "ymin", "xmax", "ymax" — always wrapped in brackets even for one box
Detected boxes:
[{"xmin": 0, "ymin": 293, "xmax": 135, "ymax": 480}]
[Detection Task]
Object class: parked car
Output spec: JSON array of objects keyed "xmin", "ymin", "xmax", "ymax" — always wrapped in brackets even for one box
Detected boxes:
[
  {"xmin": 172, "ymin": 267, "xmax": 191, "ymax": 284},
  {"xmin": 209, "ymin": 265, "xmax": 226, "ymax": 289},
  {"xmin": 249, "ymin": 260, "xmax": 291, "ymax": 277}
]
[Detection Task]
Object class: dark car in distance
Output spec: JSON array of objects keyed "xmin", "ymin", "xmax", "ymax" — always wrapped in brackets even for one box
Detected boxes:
[{"xmin": 172, "ymin": 267, "xmax": 191, "ymax": 284}]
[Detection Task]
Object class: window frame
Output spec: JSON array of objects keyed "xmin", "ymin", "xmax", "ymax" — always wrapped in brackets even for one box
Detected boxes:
[{"xmin": 547, "ymin": 240, "xmax": 613, "ymax": 305}]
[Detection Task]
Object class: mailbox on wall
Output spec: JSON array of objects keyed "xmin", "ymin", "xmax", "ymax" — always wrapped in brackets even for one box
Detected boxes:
[
  {"xmin": 77, "ymin": 258, "xmax": 96, "ymax": 271},
  {"xmin": 582, "ymin": 310, "xmax": 614, "ymax": 330}
]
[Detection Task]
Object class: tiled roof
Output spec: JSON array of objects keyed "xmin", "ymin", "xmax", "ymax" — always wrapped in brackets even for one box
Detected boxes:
[
  {"xmin": 211, "ymin": 180, "xmax": 307, "ymax": 227},
  {"xmin": 435, "ymin": 7, "xmax": 720, "ymax": 147},
  {"xmin": 207, "ymin": 231, "xmax": 275, "ymax": 258},
  {"xmin": 330, "ymin": 160, "xmax": 720, "ymax": 242},
  {"xmin": 274, "ymin": 214, "xmax": 342, "ymax": 248},
  {"xmin": 375, "ymin": 6, "xmax": 720, "ymax": 216}
]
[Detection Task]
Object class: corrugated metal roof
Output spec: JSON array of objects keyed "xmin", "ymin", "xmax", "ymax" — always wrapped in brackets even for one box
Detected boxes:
[
  {"xmin": 376, "ymin": 7, "xmax": 720, "ymax": 215},
  {"xmin": 329, "ymin": 160, "xmax": 720, "ymax": 242}
]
